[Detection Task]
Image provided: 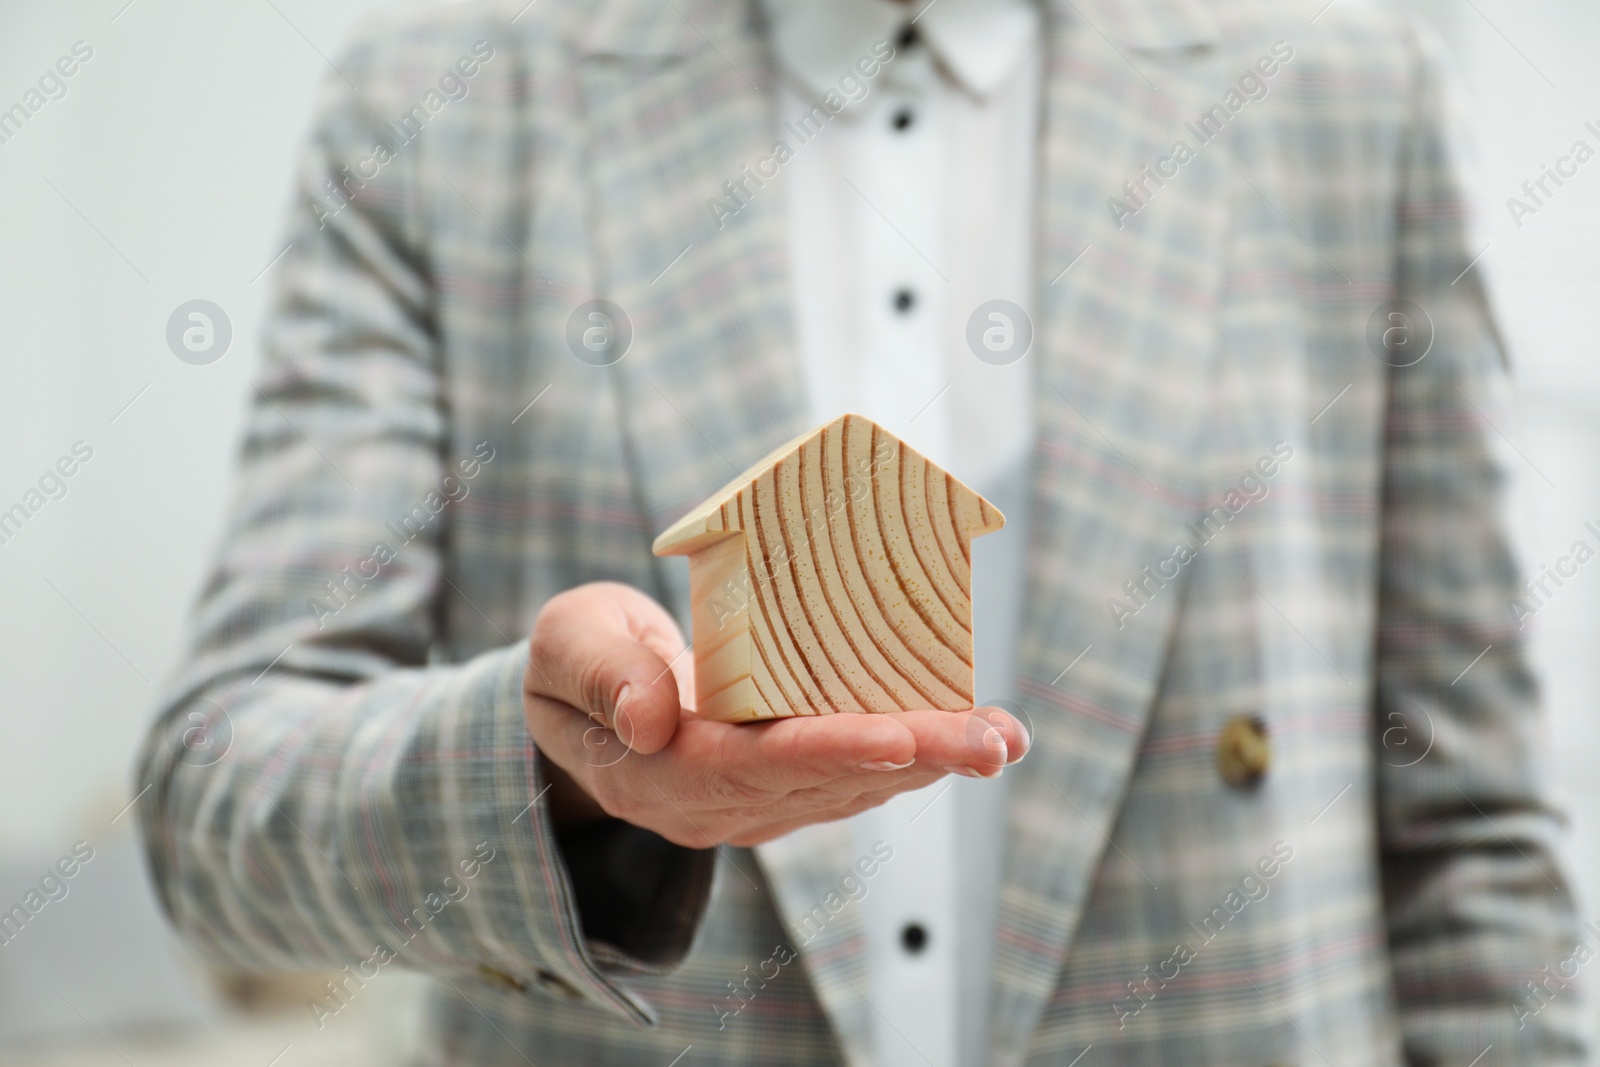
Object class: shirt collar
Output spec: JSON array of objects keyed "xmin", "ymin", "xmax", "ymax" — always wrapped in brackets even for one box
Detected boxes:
[{"xmin": 759, "ymin": 0, "xmax": 1041, "ymax": 103}]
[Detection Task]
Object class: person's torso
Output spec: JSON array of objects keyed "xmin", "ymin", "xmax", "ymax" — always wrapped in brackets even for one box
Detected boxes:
[{"xmin": 352, "ymin": 1, "xmax": 1427, "ymax": 1062}]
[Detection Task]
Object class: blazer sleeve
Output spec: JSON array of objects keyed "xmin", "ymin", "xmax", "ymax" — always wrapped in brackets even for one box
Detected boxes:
[
  {"xmin": 133, "ymin": 28, "xmax": 714, "ymax": 1027},
  {"xmin": 1374, "ymin": 21, "xmax": 1587, "ymax": 1064}
]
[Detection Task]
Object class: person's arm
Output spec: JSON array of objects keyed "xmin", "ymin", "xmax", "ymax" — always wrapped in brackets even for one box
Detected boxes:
[
  {"xmin": 136, "ymin": 20, "xmax": 1025, "ymax": 1026},
  {"xmin": 1374, "ymin": 21, "xmax": 1587, "ymax": 1063},
  {"xmin": 132, "ymin": 29, "xmax": 711, "ymax": 1024}
]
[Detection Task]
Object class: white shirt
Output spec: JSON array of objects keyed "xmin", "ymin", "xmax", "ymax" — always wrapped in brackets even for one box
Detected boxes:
[{"xmin": 760, "ymin": 1, "xmax": 1041, "ymax": 1063}]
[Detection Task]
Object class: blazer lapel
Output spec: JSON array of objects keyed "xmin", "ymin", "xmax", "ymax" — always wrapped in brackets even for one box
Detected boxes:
[
  {"xmin": 576, "ymin": 0, "xmax": 809, "ymax": 613},
  {"xmin": 576, "ymin": 7, "xmax": 872, "ymax": 1064},
  {"xmin": 989, "ymin": 4, "xmax": 1237, "ymax": 1063}
]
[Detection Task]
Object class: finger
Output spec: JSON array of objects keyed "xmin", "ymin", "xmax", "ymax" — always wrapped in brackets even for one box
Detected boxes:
[
  {"xmin": 741, "ymin": 707, "xmax": 1024, "ymax": 794},
  {"xmin": 527, "ymin": 692, "xmax": 644, "ymax": 782},
  {"xmin": 529, "ymin": 696, "xmax": 927, "ymax": 838},
  {"xmin": 527, "ymin": 582, "xmax": 686, "ymax": 755},
  {"xmin": 665, "ymin": 706, "xmax": 1021, "ymax": 807},
  {"xmin": 893, "ymin": 707, "xmax": 1028, "ymax": 776},
  {"xmin": 723, "ymin": 708, "xmax": 1024, "ymax": 789},
  {"xmin": 725, "ymin": 715, "xmax": 1024, "ymax": 842},
  {"xmin": 725, "ymin": 793, "xmax": 895, "ymax": 847},
  {"xmin": 668, "ymin": 712, "xmax": 921, "ymax": 800},
  {"xmin": 768, "ymin": 767, "xmax": 952, "ymax": 817},
  {"xmin": 527, "ymin": 688, "xmax": 709, "ymax": 843},
  {"xmin": 985, "ymin": 706, "xmax": 1031, "ymax": 764}
]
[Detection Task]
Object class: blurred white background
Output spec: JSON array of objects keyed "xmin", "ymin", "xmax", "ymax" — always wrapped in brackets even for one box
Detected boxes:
[{"xmin": 0, "ymin": 0, "xmax": 1596, "ymax": 1063}]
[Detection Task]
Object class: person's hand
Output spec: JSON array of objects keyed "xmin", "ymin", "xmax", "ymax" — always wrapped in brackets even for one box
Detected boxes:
[{"xmin": 522, "ymin": 581, "xmax": 1029, "ymax": 848}]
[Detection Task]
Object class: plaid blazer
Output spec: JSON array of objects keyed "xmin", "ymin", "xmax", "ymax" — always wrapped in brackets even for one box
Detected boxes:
[{"xmin": 136, "ymin": 0, "xmax": 1589, "ymax": 1063}]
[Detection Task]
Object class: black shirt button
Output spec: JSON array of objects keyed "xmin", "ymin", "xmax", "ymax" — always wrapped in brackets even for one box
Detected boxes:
[
  {"xmin": 893, "ymin": 289, "xmax": 916, "ymax": 314},
  {"xmin": 900, "ymin": 922, "xmax": 929, "ymax": 954},
  {"xmin": 891, "ymin": 107, "xmax": 915, "ymax": 132}
]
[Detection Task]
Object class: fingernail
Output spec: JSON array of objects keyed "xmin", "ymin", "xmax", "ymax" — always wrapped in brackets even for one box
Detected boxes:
[
  {"xmin": 861, "ymin": 758, "xmax": 915, "ymax": 771},
  {"xmin": 984, "ymin": 710, "xmax": 1028, "ymax": 762},
  {"xmin": 613, "ymin": 685, "xmax": 635, "ymax": 742},
  {"xmin": 943, "ymin": 765, "xmax": 991, "ymax": 778}
]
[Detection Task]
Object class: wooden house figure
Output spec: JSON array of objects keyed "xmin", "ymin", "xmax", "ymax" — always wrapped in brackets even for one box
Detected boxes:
[{"xmin": 652, "ymin": 413, "xmax": 1005, "ymax": 722}]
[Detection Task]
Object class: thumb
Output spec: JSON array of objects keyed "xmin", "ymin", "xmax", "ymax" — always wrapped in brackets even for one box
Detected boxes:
[{"xmin": 527, "ymin": 582, "xmax": 686, "ymax": 755}]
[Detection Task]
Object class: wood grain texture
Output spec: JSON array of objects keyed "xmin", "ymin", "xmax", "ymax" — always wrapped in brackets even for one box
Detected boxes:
[{"xmin": 654, "ymin": 414, "xmax": 1004, "ymax": 722}]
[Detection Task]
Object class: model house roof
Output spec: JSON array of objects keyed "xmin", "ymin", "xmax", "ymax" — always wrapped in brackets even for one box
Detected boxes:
[{"xmin": 653, "ymin": 413, "xmax": 1003, "ymax": 555}]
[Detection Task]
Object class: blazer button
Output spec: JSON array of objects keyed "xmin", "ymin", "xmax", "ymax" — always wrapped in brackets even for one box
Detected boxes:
[{"xmin": 1217, "ymin": 715, "xmax": 1270, "ymax": 788}]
